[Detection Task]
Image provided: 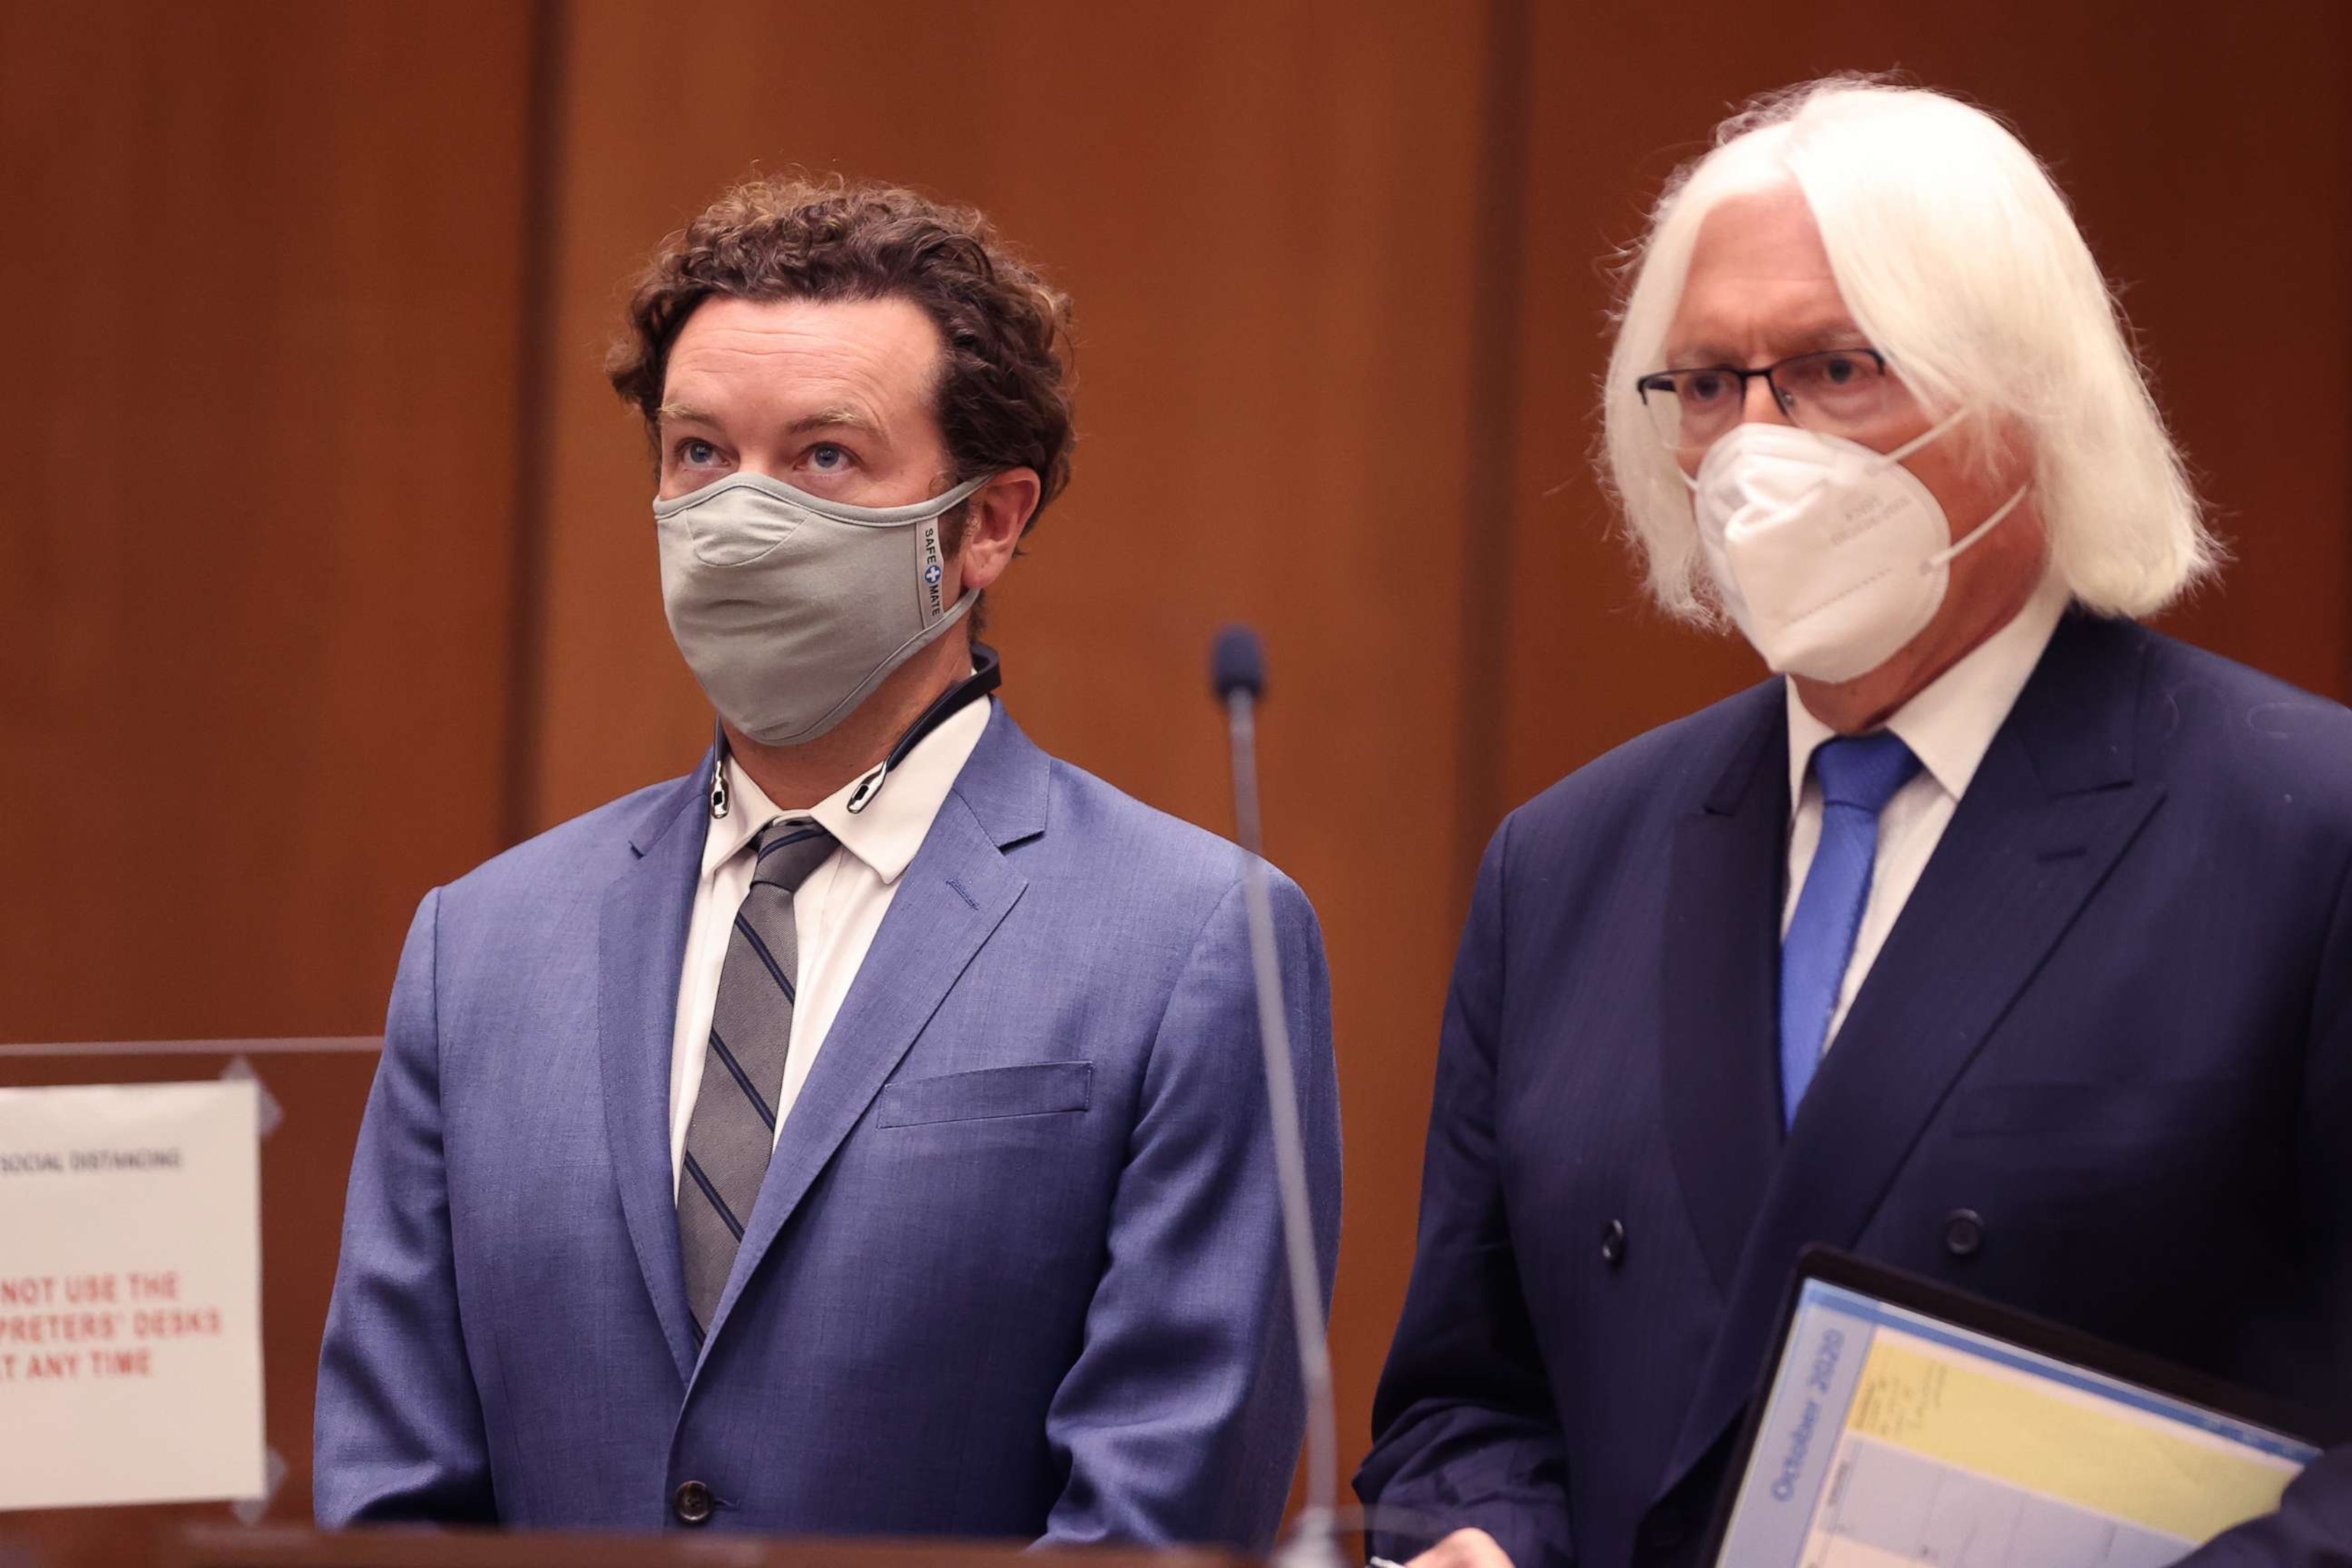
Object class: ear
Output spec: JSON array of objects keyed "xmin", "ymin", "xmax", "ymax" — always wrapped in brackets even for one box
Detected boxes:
[{"xmin": 949, "ymin": 468, "xmax": 1041, "ymax": 596}]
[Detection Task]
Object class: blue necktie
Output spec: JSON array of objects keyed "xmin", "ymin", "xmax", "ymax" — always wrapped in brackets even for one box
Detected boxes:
[{"xmin": 1779, "ymin": 731, "xmax": 1921, "ymax": 1128}]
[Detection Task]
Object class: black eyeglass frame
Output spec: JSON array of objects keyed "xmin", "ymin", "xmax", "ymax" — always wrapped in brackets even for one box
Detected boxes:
[{"xmin": 1632, "ymin": 347, "xmax": 1891, "ymax": 422}]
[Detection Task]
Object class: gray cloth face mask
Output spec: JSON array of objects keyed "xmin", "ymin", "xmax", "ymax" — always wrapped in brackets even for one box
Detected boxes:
[{"xmin": 653, "ymin": 470, "xmax": 992, "ymax": 746}]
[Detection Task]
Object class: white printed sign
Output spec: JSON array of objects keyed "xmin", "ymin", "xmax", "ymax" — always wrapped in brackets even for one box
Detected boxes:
[{"xmin": 0, "ymin": 1081, "xmax": 263, "ymax": 1509}]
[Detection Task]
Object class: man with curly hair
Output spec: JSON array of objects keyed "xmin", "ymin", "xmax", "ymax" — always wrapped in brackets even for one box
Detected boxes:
[{"xmin": 315, "ymin": 175, "xmax": 1341, "ymax": 1550}]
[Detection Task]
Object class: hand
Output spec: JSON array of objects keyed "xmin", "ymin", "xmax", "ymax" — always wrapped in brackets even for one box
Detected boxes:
[{"xmin": 1406, "ymin": 1528, "xmax": 1515, "ymax": 1567}]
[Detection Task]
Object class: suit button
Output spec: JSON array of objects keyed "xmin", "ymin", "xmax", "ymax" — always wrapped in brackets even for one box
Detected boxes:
[
  {"xmin": 672, "ymin": 1479, "xmax": 714, "ymax": 1526},
  {"xmin": 1943, "ymin": 1209, "xmax": 1985, "ymax": 1259},
  {"xmin": 1601, "ymin": 1219, "xmax": 1628, "ymax": 1268}
]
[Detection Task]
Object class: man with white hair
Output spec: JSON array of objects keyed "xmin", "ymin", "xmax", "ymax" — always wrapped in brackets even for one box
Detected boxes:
[{"xmin": 1358, "ymin": 79, "xmax": 2352, "ymax": 1566}]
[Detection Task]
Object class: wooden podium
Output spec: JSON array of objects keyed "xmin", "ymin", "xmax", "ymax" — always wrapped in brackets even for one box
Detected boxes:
[{"xmin": 171, "ymin": 1527, "xmax": 1252, "ymax": 1567}]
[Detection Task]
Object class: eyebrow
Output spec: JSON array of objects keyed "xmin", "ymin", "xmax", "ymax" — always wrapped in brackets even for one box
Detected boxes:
[
  {"xmin": 1666, "ymin": 322, "xmax": 1872, "ymax": 368},
  {"xmin": 654, "ymin": 401, "xmax": 880, "ymax": 436},
  {"xmin": 784, "ymin": 404, "xmax": 879, "ymax": 436}
]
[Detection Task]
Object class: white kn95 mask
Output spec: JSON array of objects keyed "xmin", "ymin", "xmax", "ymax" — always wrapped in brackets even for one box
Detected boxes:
[{"xmin": 1687, "ymin": 415, "xmax": 2029, "ymax": 684}]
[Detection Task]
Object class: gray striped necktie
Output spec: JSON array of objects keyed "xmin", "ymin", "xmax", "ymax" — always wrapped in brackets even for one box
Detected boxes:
[{"xmin": 678, "ymin": 817, "xmax": 837, "ymax": 1338}]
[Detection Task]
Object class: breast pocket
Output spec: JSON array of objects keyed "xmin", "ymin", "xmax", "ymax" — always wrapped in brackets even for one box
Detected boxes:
[
  {"xmin": 874, "ymin": 1060, "xmax": 1093, "ymax": 1129},
  {"xmin": 1943, "ymin": 1076, "xmax": 2256, "ymax": 1143},
  {"xmin": 1934, "ymin": 1074, "xmax": 2272, "ymax": 1228}
]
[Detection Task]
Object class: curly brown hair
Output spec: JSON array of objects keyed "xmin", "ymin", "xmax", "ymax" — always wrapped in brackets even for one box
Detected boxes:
[{"xmin": 607, "ymin": 173, "xmax": 1076, "ymax": 537}]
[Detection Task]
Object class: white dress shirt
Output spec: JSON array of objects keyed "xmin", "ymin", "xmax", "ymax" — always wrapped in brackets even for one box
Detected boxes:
[
  {"xmin": 1783, "ymin": 575, "xmax": 2071, "ymax": 1050},
  {"xmin": 668, "ymin": 694, "xmax": 994, "ymax": 1194}
]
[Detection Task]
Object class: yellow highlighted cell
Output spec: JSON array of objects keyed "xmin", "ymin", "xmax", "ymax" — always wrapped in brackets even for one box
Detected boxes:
[{"xmin": 1844, "ymin": 1332, "xmax": 2296, "ymax": 1544}]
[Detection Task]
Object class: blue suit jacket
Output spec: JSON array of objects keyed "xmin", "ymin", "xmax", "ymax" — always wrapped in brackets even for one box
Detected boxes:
[
  {"xmin": 1358, "ymin": 613, "xmax": 2352, "ymax": 1566},
  {"xmin": 316, "ymin": 704, "xmax": 1342, "ymax": 1547}
]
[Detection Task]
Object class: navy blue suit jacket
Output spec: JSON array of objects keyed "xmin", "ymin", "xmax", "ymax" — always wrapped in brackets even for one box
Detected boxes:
[
  {"xmin": 315, "ymin": 705, "xmax": 1342, "ymax": 1547},
  {"xmin": 1358, "ymin": 613, "xmax": 2352, "ymax": 1566}
]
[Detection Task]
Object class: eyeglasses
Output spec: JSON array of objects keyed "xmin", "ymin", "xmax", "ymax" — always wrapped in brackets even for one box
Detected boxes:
[{"xmin": 1634, "ymin": 348, "xmax": 1897, "ymax": 454}]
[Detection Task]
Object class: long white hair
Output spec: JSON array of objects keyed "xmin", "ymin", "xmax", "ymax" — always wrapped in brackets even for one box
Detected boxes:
[{"xmin": 1601, "ymin": 77, "xmax": 2216, "ymax": 622}]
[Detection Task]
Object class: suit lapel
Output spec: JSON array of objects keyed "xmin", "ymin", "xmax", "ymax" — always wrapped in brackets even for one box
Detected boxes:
[
  {"xmin": 597, "ymin": 757, "xmax": 715, "ymax": 1385},
  {"xmin": 1660, "ymin": 613, "xmax": 2164, "ymax": 1491},
  {"xmin": 1658, "ymin": 684, "xmax": 1791, "ymax": 1297},
  {"xmin": 694, "ymin": 707, "xmax": 1048, "ymax": 1357}
]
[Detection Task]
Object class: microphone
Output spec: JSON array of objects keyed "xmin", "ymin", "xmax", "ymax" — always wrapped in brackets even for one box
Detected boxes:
[
  {"xmin": 1212, "ymin": 624, "xmax": 1266, "ymax": 705},
  {"xmin": 1211, "ymin": 626, "xmax": 1344, "ymax": 1568}
]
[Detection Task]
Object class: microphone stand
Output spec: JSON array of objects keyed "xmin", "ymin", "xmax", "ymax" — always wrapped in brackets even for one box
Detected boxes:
[{"xmin": 1214, "ymin": 627, "xmax": 1345, "ymax": 1568}]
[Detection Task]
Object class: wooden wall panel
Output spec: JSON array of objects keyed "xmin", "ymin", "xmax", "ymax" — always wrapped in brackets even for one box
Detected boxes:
[
  {"xmin": 529, "ymin": 0, "xmax": 1494, "ymax": 1500},
  {"xmin": 1492, "ymin": 0, "xmax": 2352, "ymax": 820},
  {"xmin": 0, "ymin": 2, "xmax": 537, "ymax": 1559},
  {"xmin": 0, "ymin": 1, "xmax": 538, "ymax": 1043}
]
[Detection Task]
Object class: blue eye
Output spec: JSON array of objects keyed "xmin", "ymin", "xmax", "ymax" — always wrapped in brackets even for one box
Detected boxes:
[
  {"xmin": 1683, "ymin": 371, "xmax": 1732, "ymax": 405},
  {"xmin": 680, "ymin": 439, "xmax": 720, "ymax": 466},
  {"xmin": 809, "ymin": 443, "xmax": 848, "ymax": 471}
]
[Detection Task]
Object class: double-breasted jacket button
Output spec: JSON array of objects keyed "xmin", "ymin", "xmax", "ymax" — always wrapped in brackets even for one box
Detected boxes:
[
  {"xmin": 1943, "ymin": 1208, "xmax": 1986, "ymax": 1259},
  {"xmin": 1601, "ymin": 1218, "xmax": 1628, "ymax": 1268},
  {"xmin": 672, "ymin": 1479, "xmax": 715, "ymax": 1526}
]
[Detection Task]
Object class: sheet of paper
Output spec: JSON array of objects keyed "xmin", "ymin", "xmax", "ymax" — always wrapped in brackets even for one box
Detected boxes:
[{"xmin": 0, "ymin": 1080, "xmax": 265, "ymax": 1509}]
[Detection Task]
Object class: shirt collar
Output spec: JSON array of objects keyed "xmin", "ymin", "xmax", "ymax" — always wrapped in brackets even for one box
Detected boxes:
[
  {"xmin": 1786, "ymin": 571, "xmax": 2071, "ymax": 806},
  {"xmin": 700, "ymin": 692, "xmax": 995, "ymax": 885}
]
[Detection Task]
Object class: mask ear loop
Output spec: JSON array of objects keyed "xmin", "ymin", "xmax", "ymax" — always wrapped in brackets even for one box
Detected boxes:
[
  {"xmin": 1890, "ymin": 406, "xmax": 2030, "ymax": 570},
  {"xmin": 1922, "ymin": 482, "xmax": 2031, "ymax": 573},
  {"xmin": 1857, "ymin": 404, "xmax": 2027, "ymax": 572},
  {"xmin": 1869, "ymin": 405, "xmax": 1970, "ymax": 472}
]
